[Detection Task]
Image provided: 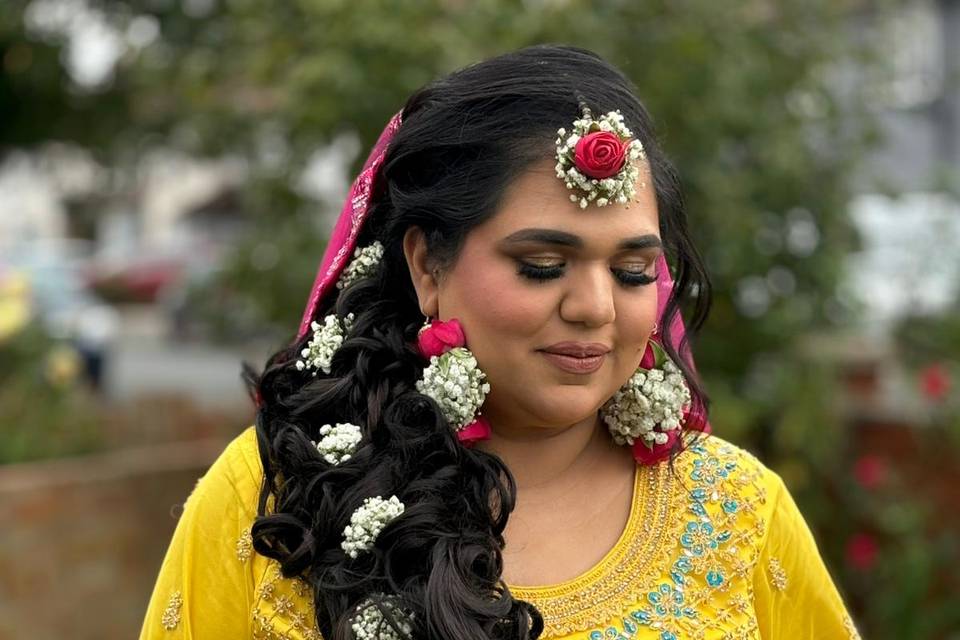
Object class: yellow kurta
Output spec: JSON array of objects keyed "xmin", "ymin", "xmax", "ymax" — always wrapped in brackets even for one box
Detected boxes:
[{"xmin": 140, "ymin": 427, "xmax": 861, "ymax": 639}]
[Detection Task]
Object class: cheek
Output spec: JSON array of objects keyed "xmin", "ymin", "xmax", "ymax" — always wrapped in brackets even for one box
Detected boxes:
[
  {"xmin": 613, "ymin": 291, "xmax": 659, "ymax": 373},
  {"xmin": 621, "ymin": 291, "xmax": 659, "ymax": 344},
  {"xmin": 440, "ymin": 248, "xmax": 549, "ymax": 343}
]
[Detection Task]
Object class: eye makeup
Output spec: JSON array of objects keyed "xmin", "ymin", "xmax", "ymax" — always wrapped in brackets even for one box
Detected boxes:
[{"xmin": 515, "ymin": 261, "xmax": 657, "ymax": 286}]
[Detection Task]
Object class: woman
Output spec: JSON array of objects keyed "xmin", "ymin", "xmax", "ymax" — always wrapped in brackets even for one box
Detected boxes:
[{"xmin": 140, "ymin": 44, "xmax": 860, "ymax": 639}]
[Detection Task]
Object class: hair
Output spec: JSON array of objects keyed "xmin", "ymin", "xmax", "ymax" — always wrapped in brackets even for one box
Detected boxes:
[{"xmin": 243, "ymin": 44, "xmax": 712, "ymax": 640}]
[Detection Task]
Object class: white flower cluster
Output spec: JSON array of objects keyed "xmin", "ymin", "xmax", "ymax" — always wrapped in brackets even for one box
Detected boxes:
[
  {"xmin": 336, "ymin": 241, "xmax": 384, "ymax": 290},
  {"xmin": 414, "ymin": 347, "xmax": 491, "ymax": 430},
  {"xmin": 311, "ymin": 422, "xmax": 362, "ymax": 465},
  {"xmin": 351, "ymin": 596, "xmax": 414, "ymax": 640},
  {"xmin": 296, "ymin": 312, "xmax": 356, "ymax": 375},
  {"xmin": 601, "ymin": 358, "xmax": 691, "ymax": 446},
  {"xmin": 554, "ymin": 109, "xmax": 647, "ymax": 209},
  {"xmin": 341, "ymin": 495, "xmax": 405, "ymax": 559}
]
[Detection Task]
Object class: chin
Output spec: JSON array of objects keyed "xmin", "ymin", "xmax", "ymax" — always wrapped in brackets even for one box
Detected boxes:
[{"xmin": 525, "ymin": 392, "xmax": 605, "ymax": 428}]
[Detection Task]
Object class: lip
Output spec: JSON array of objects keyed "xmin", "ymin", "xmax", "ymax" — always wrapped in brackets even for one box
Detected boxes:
[
  {"xmin": 540, "ymin": 351, "xmax": 606, "ymax": 374},
  {"xmin": 538, "ymin": 342, "xmax": 611, "ymax": 375},
  {"xmin": 540, "ymin": 342, "xmax": 611, "ymax": 357}
]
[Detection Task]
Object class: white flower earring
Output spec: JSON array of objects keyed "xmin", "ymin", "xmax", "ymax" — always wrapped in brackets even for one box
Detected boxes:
[
  {"xmin": 600, "ymin": 339, "xmax": 692, "ymax": 465},
  {"xmin": 414, "ymin": 317, "xmax": 492, "ymax": 446}
]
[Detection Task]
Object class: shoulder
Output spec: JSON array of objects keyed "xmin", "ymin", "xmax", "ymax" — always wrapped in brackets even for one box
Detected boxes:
[
  {"xmin": 675, "ymin": 431, "xmax": 785, "ymax": 496},
  {"xmin": 189, "ymin": 425, "xmax": 264, "ymax": 520},
  {"xmin": 669, "ymin": 432, "xmax": 788, "ymax": 546}
]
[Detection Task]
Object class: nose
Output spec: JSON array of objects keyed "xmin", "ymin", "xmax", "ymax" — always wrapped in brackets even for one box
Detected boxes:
[{"xmin": 558, "ymin": 264, "xmax": 616, "ymax": 327}]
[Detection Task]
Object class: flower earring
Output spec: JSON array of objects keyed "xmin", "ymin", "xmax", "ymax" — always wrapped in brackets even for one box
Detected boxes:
[
  {"xmin": 414, "ymin": 317, "xmax": 492, "ymax": 446},
  {"xmin": 600, "ymin": 339, "xmax": 692, "ymax": 465}
]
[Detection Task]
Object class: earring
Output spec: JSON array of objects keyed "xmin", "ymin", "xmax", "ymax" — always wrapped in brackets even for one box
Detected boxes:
[
  {"xmin": 600, "ymin": 340, "xmax": 692, "ymax": 465},
  {"xmin": 414, "ymin": 317, "xmax": 492, "ymax": 446}
]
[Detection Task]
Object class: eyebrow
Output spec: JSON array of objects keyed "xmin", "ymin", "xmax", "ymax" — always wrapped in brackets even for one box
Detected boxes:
[{"xmin": 502, "ymin": 228, "xmax": 662, "ymax": 251}]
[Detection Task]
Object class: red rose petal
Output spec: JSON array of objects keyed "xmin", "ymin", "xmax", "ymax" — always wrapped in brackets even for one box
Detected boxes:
[{"xmin": 457, "ymin": 416, "xmax": 492, "ymax": 447}]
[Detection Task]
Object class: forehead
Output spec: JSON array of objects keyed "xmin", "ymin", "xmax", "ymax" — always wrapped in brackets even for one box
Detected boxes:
[{"xmin": 480, "ymin": 157, "xmax": 660, "ymax": 245}]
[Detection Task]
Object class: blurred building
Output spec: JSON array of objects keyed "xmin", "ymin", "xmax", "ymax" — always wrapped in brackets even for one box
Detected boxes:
[{"xmin": 846, "ymin": 0, "xmax": 960, "ymax": 329}]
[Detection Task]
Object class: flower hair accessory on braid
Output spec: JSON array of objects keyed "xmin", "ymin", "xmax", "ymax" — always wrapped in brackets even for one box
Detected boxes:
[
  {"xmin": 336, "ymin": 241, "xmax": 384, "ymax": 290},
  {"xmin": 555, "ymin": 106, "xmax": 646, "ymax": 208},
  {"xmin": 311, "ymin": 422, "xmax": 363, "ymax": 465},
  {"xmin": 351, "ymin": 596, "xmax": 414, "ymax": 640},
  {"xmin": 296, "ymin": 312, "xmax": 355, "ymax": 375},
  {"xmin": 342, "ymin": 495, "xmax": 405, "ymax": 558}
]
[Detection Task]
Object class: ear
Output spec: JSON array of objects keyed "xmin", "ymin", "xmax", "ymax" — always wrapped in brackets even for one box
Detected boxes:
[{"xmin": 402, "ymin": 226, "xmax": 440, "ymax": 317}]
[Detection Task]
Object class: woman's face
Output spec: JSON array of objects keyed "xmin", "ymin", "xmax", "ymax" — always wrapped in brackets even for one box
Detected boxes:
[{"xmin": 408, "ymin": 156, "xmax": 662, "ymax": 433}]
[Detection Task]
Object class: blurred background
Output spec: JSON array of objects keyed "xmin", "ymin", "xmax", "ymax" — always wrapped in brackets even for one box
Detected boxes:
[{"xmin": 1, "ymin": 0, "xmax": 958, "ymax": 638}]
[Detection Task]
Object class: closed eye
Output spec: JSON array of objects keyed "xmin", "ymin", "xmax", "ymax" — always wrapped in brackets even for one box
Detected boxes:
[{"xmin": 516, "ymin": 262, "xmax": 656, "ymax": 287}]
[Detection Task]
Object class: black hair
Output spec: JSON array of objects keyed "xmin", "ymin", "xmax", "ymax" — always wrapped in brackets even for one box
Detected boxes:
[{"xmin": 243, "ymin": 44, "xmax": 712, "ymax": 640}]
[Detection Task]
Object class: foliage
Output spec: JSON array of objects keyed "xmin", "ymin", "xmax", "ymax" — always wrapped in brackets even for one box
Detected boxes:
[{"xmin": 0, "ymin": 324, "xmax": 105, "ymax": 463}]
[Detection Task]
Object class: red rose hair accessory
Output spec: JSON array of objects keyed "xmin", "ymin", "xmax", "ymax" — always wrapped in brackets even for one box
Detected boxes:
[{"xmin": 554, "ymin": 106, "xmax": 646, "ymax": 209}]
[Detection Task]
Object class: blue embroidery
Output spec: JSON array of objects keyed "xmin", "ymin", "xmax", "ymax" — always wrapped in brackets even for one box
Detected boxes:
[{"xmin": 586, "ymin": 440, "xmax": 745, "ymax": 638}]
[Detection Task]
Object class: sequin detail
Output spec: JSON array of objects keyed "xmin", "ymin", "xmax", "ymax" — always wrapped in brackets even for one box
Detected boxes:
[
  {"xmin": 160, "ymin": 590, "xmax": 183, "ymax": 630},
  {"xmin": 251, "ymin": 562, "xmax": 322, "ymax": 640},
  {"xmin": 768, "ymin": 557, "xmax": 788, "ymax": 591},
  {"xmin": 237, "ymin": 528, "xmax": 253, "ymax": 562}
]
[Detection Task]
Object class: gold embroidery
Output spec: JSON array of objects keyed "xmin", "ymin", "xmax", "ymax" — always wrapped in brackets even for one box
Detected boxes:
[
  {"xmin": 243, "ymin": 434, "xmax": 776, "ymax": 640},
  {"xmin": 252, "ymin": 561, "xmax": 322, "ymax": 640},
  {"xmin": 274, "ymin": 594, "xmax": 296, "ymax": 616},
  {"xmin": 509, "ymin": 436, "xmax": 770, "ymax": 638},
  {"xmin": 768, "ymin": 556, "xmax": 788, "ymax": 591},
  {"xmin": 160, "ymin": 590, "xmax": 183, "ymax": 630},
  {"xmin": 291, "ymin": 577, "xmax": 310, "ymax": 597},
  {"xmin": 237, "ymin": 528, "xmax": 253, "ymax": 562},
  {"xmin": 508, "ymin": 463, "xmax": 675, "ymax": 637}
]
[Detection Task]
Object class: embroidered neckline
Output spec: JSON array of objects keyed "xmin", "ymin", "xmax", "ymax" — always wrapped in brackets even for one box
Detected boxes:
[{"xmin": 506, "ymin": 461, "xmax": 677, "ymax": 636}]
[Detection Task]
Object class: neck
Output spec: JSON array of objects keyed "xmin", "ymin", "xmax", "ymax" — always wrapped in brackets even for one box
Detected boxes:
[{"xmin": 473, "ymin": 410, "xmax": 610, "ymax": 493}]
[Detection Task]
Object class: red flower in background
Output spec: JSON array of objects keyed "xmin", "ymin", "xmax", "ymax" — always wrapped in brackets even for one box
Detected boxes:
[
  {"xmin": 919, "ymin": 363, "xmax": 951, "ymax": 402},
  {"xmin": 853, "ymin": 455, "xmax": 887, "ymax": 490},
  {"xmin": 845, "ymin": 533, "xmax": 879, "ymax": 571}
]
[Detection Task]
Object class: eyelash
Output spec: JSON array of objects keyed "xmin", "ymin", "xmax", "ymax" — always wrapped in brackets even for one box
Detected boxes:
[{"xmin": 516, "ymin": 262, "xmax": 657, "ymax": 287}]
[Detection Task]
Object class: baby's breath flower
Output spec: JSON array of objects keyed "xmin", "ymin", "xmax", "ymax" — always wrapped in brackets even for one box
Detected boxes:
[
  {"xmin": 601, "ymin": 358, "xmax": 691, "ymax": 447},
  {"xmin": 555, "ymin": 109, "xmax": 647, "ymax": 208},
  {"xmin": 311, "ymin": 422, "xmax": 362, "ymax": 464},
  {"xmin": 336, "ymin": 241, "xmax": 384, "ymax": 290},
  {"xmin": 295, "ymin": 312, "xmax": 355, "ymax": 375},
  {"xmin": 415, "ymin": 347, "xmax": 491, "ymax": 431},
  {"xmin": 342, "ymin": 495, "xmax": 405, "ymax": 559},
  {"xmin": 351, "ymin": 596, "xmax": 414, "ymax": 640}
]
